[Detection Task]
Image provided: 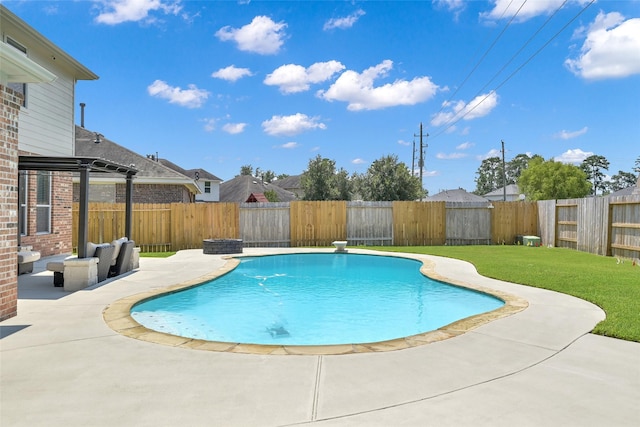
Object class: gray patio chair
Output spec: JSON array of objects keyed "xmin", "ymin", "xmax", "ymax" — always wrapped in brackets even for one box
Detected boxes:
[
  {"xmin": 109, "ymin": 240, "xmax": 135, "ymax": 277},
  {"xmin": 94, "ymin": 244, "xmax": 115, "ymax": 282}
]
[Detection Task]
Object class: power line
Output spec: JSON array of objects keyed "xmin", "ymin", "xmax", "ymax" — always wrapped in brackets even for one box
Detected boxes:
[
  {"xmin": 432, "ymin": 0, "xmax": 525, "ymax": 119},
  {"xmin": 429, "ymin": 0, "xmax": 595, "ymax": 140}
]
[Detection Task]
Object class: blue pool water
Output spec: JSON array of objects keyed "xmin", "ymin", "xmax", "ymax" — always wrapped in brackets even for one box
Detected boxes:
[{"xmin": 131, "ymin": 253, "xmax": 504, "ymax": 346}]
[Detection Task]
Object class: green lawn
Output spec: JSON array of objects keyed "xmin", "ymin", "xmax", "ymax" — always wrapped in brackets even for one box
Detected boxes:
[
  {"xmin": 365, "ymin": 245, "xmax": 640, "ymax": 342},
  {"xmin": 140, "ymin": 251, "xmax": 176, "ymax": 258}
]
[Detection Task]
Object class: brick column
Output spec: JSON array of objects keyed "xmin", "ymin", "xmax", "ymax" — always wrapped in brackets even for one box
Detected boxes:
[{"xmin": 0, "ymin": 85, "xmax": 20, "ymax": 321}]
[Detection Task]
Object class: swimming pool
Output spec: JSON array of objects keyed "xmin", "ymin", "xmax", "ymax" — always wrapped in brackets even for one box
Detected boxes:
[{"xmin": 131, "ymin": 253, "xmax": 504, "ymax": 346}]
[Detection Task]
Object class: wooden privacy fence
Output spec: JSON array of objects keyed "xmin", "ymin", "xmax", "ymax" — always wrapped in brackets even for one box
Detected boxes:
[
  {"xmin": 73, "ymin": 200, "xmax": 539, "ymax": 251},
  {"xmin": 537, "ymin": 195, "xmax": 640, "ymax": 258}
]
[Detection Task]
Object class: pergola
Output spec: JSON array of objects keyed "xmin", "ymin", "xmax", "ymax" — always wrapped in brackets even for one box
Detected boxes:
[{"xmin": 18, "ymin": 156, "xmax": 138, "ymax": 258}]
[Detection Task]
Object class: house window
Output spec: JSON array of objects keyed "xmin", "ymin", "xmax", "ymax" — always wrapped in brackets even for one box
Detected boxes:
[
  {"xmin": 36, "ymin": 171, "xmax": 51, "ymax": 234},
  {"xmin": 5, "ymin": 37, "xmax": 28, "ymax": 107},
  {"xmin": 204, "ymin": 181, "xmax": 211, "ymax": 194},
  {"xmin": 18, "ymin": 172, "xmax": 27, "ymax": 236}
]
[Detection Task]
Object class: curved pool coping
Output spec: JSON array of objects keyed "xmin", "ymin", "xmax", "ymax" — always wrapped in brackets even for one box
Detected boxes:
[{"xmin": 102, "ymin": 250, "xmax": 529, "ymax": 355}]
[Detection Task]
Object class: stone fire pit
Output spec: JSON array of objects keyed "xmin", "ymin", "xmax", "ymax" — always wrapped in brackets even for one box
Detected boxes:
[{"xmin": 203, "ymin": 239, "xmax": 243, "ymax": 254}]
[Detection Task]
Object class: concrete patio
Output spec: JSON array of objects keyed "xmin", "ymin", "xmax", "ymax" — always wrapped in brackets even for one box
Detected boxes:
[{"xmin": 1, "ymin": 249, "xmax": 638, "ymax": 426}]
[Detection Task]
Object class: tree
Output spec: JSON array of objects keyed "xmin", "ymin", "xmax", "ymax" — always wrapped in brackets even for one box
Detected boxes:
[
  {"xmin": 580, "ymin": 155, "xmax": 609, "ymax": 195},
  {"xmin": 301, "ymin": 155, "xmax": 353, "ymax": 200},
  {"xmin": 518, "ymin": 157, "xmax": 591, "ymax": 201},
  {"xmin": 634, "ymin": 156, "xmax": 640, "ymax": 177},
  {"xmin": 263, "ymin": 189, "xmax": 279, "ymax": 202},
  {"xmin": 608, "ymin": 171, "xmax": 638, "ymax": 192},
  {"xmin": 239, "ymin": 164, "xmax": 253, "ymax": 176},
  {"xmin": 474, "ymin": 157, "xmax": 502, "ymax": 195},
  {"xmin": 506, "ymin": 153, "xmax": 535, "ymax": 184},
  {"xmin": 359, "ymin": 154, "xmax": 424, "ymax": 201},
  {"xmin": 255, "ymin": 168, "xmax": 276, "ymax": 183}
]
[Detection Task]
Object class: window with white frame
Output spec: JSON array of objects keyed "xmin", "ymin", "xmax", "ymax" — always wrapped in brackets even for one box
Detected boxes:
[
  {"xmin": 204, "ymin": 181, "xmax": 211, "ymax": 194},
  {"xmin": 36, "ymin": 171, "xmax": 51, "ymax": 233},
  {"xmin": 5, "ymin": 37, "xmax": 28, "ymax": 107},
  {"xmin": 18, "ymin": 172, "xmax": 27, "ymax": 236}
]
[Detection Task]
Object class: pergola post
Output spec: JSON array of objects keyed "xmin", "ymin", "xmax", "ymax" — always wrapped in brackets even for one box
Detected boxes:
[
  {"xmin": 78, "ymin": 164, "xmax": 90, "ymax": 258},
  {"xmin": 125, "ymin": 173, "xmax": 134, "ymax": 239}
]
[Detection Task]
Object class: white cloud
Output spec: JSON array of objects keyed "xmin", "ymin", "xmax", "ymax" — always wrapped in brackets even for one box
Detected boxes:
[
  {"xmin": 554, "ymin": 126, "xmax": 588, "ymax": 140},
  {"xmin": 323, "ymin": 9, "xmax": 365, "ymax": 30},
  {"xmin": 216, "ymin": 16, "xmax": 286, "ymax": 55},
  {"xmin": 202, "ymin": 117, "xmax": 217, "ymax": 132},
  {"xmin": 264, "ymin": 61, "xmax": 345, "ymax": 94},
  {"xmin": 222, "ymin": 123, "xmax": 247, "ymax": 134},
  {"xmin": 279, "ymin": 142, "xmax": 299, "ymax": 149},
  {"xmin": 433, "ymin": 0, "xmax": 465, "ymax": 12},
  {"xmin": 95, "ymin": 0, "xmax": 182, "ymax": 25},
  {"xmin": 482, "ymin": 0, "xmax": 589, "ymax": 23},
  {"xmin": 456, "ymin": 142, "xmax": 474, "ymax": 150},
  {"xmin": 565, "ymin": 12, "xmax": 640, "ymax": 80},
  {"xmin": 262, "ymin": 113, "xmax": 327, "ymax": 137},
  {"xmin": 211, "ymin": 65, "xmax": 253, "ymax": 82},
  {"xmin": 147, "ymin": 80, "xmax": 209, "ymax": 108},
  {"xmin": 555, "ymin": 148, "xmax": 593, "ymax": 164},
  {"xmin": 477, "ymin": 149, "xmax": 501, "ymax": 161},
  {"xmin": 431, "ymin": 92, "xmax": 499, "ymax": 127},
  {"xmin": 398, "ymin": 139, "xmax": 411, "ymax": 146},
  {"xmin": 352, "ymin": 158, "xmax": 367, "ymax": 165},
  {"xmin": 436, "ymin": 152, "xmax": 467, "ymax": 159},
  {"xmin": 317, "ymin": 60, "xmax": 439, "ymax": 111}
]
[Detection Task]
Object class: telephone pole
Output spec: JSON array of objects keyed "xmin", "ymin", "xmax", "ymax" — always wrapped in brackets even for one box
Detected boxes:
[
  {"xmin": 501, "ymin": 140, "xmax": 506, "ymax": 201},
  {"xmin": 414, "ymin": 123, "xmax": 428, "ymax": 188}
]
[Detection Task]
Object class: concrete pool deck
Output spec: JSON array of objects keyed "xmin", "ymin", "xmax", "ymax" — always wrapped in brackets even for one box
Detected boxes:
[{"xmin": 2, "ymin": 248, "xmax": 638, "ymax": 426}]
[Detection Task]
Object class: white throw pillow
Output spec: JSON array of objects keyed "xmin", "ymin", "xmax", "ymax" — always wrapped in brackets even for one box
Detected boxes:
[
  {"xmin": 110, "ymin": 237, "xmax": 128, "ymax": 265},
  {"xmin": 86, "ymin": 242, "xmax": 99, "ymax": 258}
]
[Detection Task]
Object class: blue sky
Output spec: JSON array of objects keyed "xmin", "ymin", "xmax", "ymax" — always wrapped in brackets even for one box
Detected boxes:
[{"xmin": 7, "ymin": 0, "xmax": 640, "ymax": 194}]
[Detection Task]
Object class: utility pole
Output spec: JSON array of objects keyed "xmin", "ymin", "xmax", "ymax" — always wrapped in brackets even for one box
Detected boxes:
[
  {"xmin": 501, "ymin": 140, "xmax": 506, "ymax": 202},
  {"xmin": 414, "ymin": 123, "xmax": 428, "ymax": 189},
  {"xmin": 411, "ymin": 139, "xmax": 416, "ymax": 176}
]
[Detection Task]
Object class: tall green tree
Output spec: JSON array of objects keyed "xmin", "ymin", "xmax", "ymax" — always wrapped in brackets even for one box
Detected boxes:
[
  {"xmin": 506, "ymin": 153, "xmax": 539, "ymax": 184},
  {"xmin": 634, "ymin": 156, "xmax": 640, "ymax": 177},
  {"xmin": 580, "ymin": 155, "xmax": 609, "ymax": 195},
  {"xmin": 608, "ymin": 171, "xmax": 638, "ymax": 192},
  {"xmin": 301, "ymin": 155, "xmax": 352, "ymax": 200},
  {"xmin": 518, "ymin": 157, "xmax": 591, "ymax": 200},
  {"xmin": 359, "ymin": 154, "xmax": 424, "ymax": 201},
  {"xmin": 239, "ymin": 164, "xmax": 253, "ymax": 176},
  {"xmin": 474, "ymin": 157, "xmax": 502, "ymax": 195}
]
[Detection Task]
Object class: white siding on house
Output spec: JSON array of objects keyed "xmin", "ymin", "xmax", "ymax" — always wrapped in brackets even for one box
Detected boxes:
[
  {"xmin": 195, "ymin": 180, "xmax": 220, "ymax": 202},
  {"xmin": 17, "ymin": 52, "xmax": 74, "ymax": 156}
]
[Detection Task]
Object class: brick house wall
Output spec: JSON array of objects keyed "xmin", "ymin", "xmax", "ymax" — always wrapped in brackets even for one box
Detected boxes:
[
  {"xmin": 73, "ymin": 183, "xmax": 193, "ymax": 203},
  {"xmin": 1, "ymin": 85, "xmax": 20, "ymax": 321},
  {"xmin": 19, "ymin": 169, "xmax": 73, "ymax": 257}
]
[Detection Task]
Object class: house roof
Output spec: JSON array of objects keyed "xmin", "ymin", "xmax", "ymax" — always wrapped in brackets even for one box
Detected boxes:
[
  {"xmin": 483, "ymin": 184, "xmax": 520, "ymax": 197},
  {"xmin": 427, "ymin": 188, "xmax": 490, "ymax": 203},
  {"xmin": 609, "ymin": 186, "xmax": 637, "ymax": 197},
  {"xmin": 220, "ymin": 175, "xmax": 297, "ymax": 203},
  {"xmin": 272, "ymin": 174, "xmax": 302, "ymax": 190},
  {"xmin": 246, "ymin": 193, "xmax": 269, "ymax": 203},
  {"xmin": 1, "ymin": 5, "xmax": 98, "ymax": 81},
  {"xmin": 74, "ymin": 126, "xmax": 200, "ymax": 193},
  {"xmin": 159, "ymin": 158, "xmax": 222, "ymax": 182}
]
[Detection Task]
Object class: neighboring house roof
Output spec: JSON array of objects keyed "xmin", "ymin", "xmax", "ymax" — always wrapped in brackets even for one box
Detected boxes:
[
  {"xmin": 483, "ymin": 184, "xmax": 520, "ymax": 198},
  {"xmin": 158, "ymin": 158, "xmax": 222, "ymax": 182},
  {"xmin": 272, "ymin": 174, "xmax": 302, "ymax": 190},
  {"xmin": 246, "ymin": 193, "xmax": 269, "ymax": 203},
  {"xmin": 427, "ymin": 188, "xmax": 490, "ymax": 203},
  {"xmin": 75, "ymin": 126, "xmax": 200, "ymax": 194},
  {"xmin": 1, "ymin": 5, "xmax": 98, "ymax": 81},
  {"xmin": 609, "ymin": 186, "xmax": 637, "ymax": 197},
  {"xmin": 219, "ymin": 175, "xmax": 297, "ymax": 203}
]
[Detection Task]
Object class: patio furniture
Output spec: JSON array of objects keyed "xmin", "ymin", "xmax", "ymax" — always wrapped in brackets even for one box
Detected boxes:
[
  {"xmin": 46, "ymin": 242, "xmax": 114, "ymax": 287},
  {"xmin": 109, "ymin": 240, "xmax": 135, "ymax": 277},
  {"xmin": 18, "ymin": 247, "xmax": 41, "ymax": 274}
]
